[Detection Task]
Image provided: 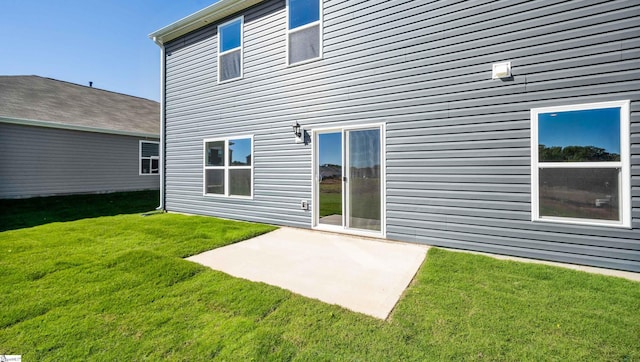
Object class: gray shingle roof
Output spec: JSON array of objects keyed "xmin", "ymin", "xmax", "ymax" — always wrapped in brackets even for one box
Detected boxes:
[{"xmin": 0, "ymin": 75, "xmax": 159, "ymax": 136}]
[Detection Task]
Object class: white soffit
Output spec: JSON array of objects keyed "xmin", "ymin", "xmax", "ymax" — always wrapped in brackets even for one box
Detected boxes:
[{"xmin": 149, "ymin": 0, "xmax": 265, "ymax": 45}]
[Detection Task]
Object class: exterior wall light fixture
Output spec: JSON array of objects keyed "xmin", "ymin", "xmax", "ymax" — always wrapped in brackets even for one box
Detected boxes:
[
  {"xmin": 292, "ymin": 122, "xmax": 305, "ymax": 144},
  {"xmin": 292, "ymin": 122, "xmax": 302, "ymax": 138}
]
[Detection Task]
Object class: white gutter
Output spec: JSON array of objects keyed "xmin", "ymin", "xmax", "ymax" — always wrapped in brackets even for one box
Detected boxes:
[
  {"xmin": 152, "ymin": 37, "xmax": 166, "ymax": 212},
  {"xmin": 149, "ymin": 0, "xmax": 264, "ymax": 45},
  {"xmin": 0, "ymin": 116, "xmax": 158, "ymax": 139}
]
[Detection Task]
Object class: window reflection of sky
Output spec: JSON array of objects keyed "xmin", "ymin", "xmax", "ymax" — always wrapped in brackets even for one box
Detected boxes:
[
  {"xmin": 319, "ymin": 132, "xmax": 342, "ymax": 166},
  {"xmin": 318, "ymin": 131, "xmax": 380, "ymax": 167},
  {"xmin": 220, "ymin": 19, "xmax": 241, "ymax": 52},
  {"xmin": 539, "ymin": 107, "xmax": 620, "ymax": 154},
  {"xmin": 229, "ymin": 138, "xmax": 251, "ymax": 165},
  {"xmin": 289, "ymin": 0, "xmax": 320, "ymax": 29}
]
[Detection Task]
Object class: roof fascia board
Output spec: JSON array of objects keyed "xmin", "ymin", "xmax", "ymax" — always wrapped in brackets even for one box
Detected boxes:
[
  {"xmin": 149, "ymin": 0, "xmax": 264, "ymax": 45},
  {"xmin": 0, "ymin": 116, "xmax": 158, "ymax": 139}
]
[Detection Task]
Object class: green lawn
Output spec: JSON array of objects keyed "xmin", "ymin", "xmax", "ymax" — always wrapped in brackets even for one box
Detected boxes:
[
  {"xmin": 0, "ymin": 190, "xmax": 159, "ymax": 232},
  {"xmin": 319, "ymin": 178, "xmax": 381, "ymax": 220},
  {"xmin": 319, "ymin": 179, "xmax": 342, "ymax": 217},
  {"xmin": 1, "ymin": 211, "xmax": 639, "ymax": 360}
]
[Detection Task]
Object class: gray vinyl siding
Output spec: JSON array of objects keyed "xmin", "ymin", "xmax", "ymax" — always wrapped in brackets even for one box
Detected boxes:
[
  {"xmin": 163, "ymin": 0, "xmax": 640, "ymax": 271},
  {"xmin": 0, "ymin": 123, "xmax": 159, "ymax": 198}
]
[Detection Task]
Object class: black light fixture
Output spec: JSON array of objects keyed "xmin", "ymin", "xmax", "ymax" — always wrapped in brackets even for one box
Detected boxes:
[{"xmin": 292, "ymin": 122, "xmax": 302, "ymax": 138}]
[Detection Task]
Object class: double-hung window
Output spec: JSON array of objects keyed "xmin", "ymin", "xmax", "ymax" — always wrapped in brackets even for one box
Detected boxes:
[
  {"xmin": 204, "ymin": 136, "xmax": 253, "ymax": 197},
  {"xmin": 140, "ymin": 141, "xmax": 159, "ymax": 175},
  {"xmin": 531, "ymin": 100, "xmax": 630, "ymax": 227},
  {"xmin": 287, "ymin": 0, "xmax": 322, "ymax": 65},
  {"xmin": 218, "ymin": 17, "xmax": 243, "ymax": 82}
]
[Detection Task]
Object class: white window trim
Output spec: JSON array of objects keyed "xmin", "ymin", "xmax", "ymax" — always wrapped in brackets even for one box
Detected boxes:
[
  {"xmin": 530, "ymin": 100, "xmax": 631, "ymax": 228},
  {"xmin": 285, "ymin": 0, "xmax": 323, "ymax": 66},
  {"xmin": 203, "ymin": 135, "xmax": 254, "ymax": 199},
  {"xmin": 217, "ymin": 16, "xmax": 244, "ymax": 84},
  {"xmin": 139, "ymin": 140, "xmax": 159, "ymax": 176}
]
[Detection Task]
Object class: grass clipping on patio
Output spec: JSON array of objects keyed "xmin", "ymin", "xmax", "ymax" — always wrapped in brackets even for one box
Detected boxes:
[{"xmin": 1, "ymin": 213, "xmax": 638, "ymax": 360}]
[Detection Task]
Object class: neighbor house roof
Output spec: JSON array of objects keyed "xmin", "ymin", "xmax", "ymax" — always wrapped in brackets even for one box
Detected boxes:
[
  {"xmin": 0, "ymin": 75, "xmax": 159, "ymax": 138},
  {"xmin": 149, "ymin": 0, "xmax": 265, "ymax": 45}
]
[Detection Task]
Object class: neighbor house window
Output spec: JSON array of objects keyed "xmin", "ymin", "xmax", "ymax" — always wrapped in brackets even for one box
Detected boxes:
[
  {"xmin": 140, "ymin": 141, "xmax": 159, "ymax": 175},
  {"xmin": 531, "ymin": 100, "xmax": 630, "ymax": 227},
  {"xmin": 287, "ymin": 0, "xmax": 322, "ymax": 65},
  {"xmin": 204, "ymin": 136, "xmax": 253, "ymax": 197},
  {"xmin": 218, "ymin": 17, "xmax": 243, "ymax": 82}
]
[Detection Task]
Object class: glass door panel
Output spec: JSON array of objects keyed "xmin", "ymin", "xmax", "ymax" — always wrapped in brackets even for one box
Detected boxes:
[
  {"xmin": 317, "ymin": 132, "xmax": 342, "ymax": 226},
  {"xmin": 347, "ymin": 129, "xmax": 381, "ymax": 231}
]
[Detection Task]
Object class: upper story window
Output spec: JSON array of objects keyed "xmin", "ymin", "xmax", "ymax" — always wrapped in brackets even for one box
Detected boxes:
[
  {"xmin": 140, "ymin": 141, "xmax": 159, "ymax": 175},
  {"xmin": 204, "ymin": 136, "xmax": 253, "ymax": 198},
  {"xmin": 287, "ymin": 0, "xmax": 322, "ymax": 65},
  {"xmin": 218, "ymin": 17, "xmax": 243, "ymax": 82},
  {"xmin": 531, "ymin": 100, "xmax": 630, "ymax": 228}
]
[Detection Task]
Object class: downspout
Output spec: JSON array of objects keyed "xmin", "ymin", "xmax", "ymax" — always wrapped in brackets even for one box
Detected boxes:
[{"xmin": 153, "ymin": 36, "xmax": 166, "ymax": 211}]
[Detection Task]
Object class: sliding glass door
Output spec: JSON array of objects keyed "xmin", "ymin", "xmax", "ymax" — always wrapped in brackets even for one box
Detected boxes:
[
  {"xmin": 314, "ymin": 125, "xmax": 383, "ymax": 235},
  {"xmin": 317, "ymin": 132, "xmax": 343, "ymax": 227},
  {"xmin": 346, "ymin": 128, "xmax": 381, "ymax": 231}
]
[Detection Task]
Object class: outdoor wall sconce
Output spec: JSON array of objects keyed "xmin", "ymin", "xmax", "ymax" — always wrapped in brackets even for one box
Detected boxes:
[
  {"xmin": 293, "ymin": 122, "xmax": 302, "ymax": 138},
  {"xmin": 293, "ymin": 122, "xmax": 305, "ymax": 144}
]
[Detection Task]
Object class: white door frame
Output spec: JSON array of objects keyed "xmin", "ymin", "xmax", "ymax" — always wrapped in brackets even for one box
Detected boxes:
[{"xmin": 311, "ymin": 123, "xmax": 386, "ymax": 238}]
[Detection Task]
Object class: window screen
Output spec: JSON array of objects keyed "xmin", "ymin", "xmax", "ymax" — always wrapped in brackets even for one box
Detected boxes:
[{"xmin": 288, "ymin": 25, "xmax": 320, "ymax": 64}]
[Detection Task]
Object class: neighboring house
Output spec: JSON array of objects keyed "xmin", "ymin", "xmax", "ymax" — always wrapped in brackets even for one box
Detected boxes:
[
  {"xmin": 0, "ymin": 76, "xmax": 160, "ymax": 199},
  {"xmin": 150, "ymin": 1, "xmax": 639, "ymax": 272}
]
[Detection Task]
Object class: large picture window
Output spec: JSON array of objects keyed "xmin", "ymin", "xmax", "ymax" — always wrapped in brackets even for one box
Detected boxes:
[
  {"xmin": 139, "ymin": 141, "xmax": 159, "ymax": 175},
  {"xmin": 531, "ymin": 100, "xmax": 630, "ymax": 227},
  {"xmin": 218, "ymin": 17, "xmax": 243, "ymax": 82},
  {"xmin": 204, "ymin": 136, "xmax": 252, "ymax": 197},
  {"xmin": 287, "ymin": 0, "xmax": 321, "ymax": 65}
]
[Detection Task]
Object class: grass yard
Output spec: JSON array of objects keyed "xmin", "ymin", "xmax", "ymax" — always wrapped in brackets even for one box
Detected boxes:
[
  {"xmin": 1, "ymin": 211, "xmax": 639, "ymax": 360},
  {"xmin": 0, "ymin": 190, "xmax": 159, "ymax": 232},
  {"xmin": 319, "ymin": 179, "xmax": 342, "ymax": 217}
]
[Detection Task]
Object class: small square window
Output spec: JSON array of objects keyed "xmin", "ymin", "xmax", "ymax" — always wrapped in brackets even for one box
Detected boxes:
[
  {"xmin": 203, "ymin": 136, "xmax": 253, "ymax": 198},
  {"xmin": 140, "ymin": 141, "xmax": 159, "ymax": 175}
]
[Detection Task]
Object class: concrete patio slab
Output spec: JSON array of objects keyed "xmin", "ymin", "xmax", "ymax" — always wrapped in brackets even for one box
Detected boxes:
[{"xmin": 186, "ymin": 227, "xmax": 428, "ymax": 319}]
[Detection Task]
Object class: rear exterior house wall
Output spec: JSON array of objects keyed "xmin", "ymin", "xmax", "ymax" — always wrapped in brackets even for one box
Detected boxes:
[
  {"xmin": 161, "ymin": 0, "xmax": 640, "ymax": 271},
  {"xmin": 0, "ymin": 123, "xmax": 160, "ymax": 198}
]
